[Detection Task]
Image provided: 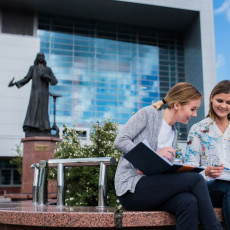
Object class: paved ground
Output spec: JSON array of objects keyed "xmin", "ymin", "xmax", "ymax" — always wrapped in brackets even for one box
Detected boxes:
[{"xmin": 0, "ymin": 196, "xmax": 11, "ymax": 203}]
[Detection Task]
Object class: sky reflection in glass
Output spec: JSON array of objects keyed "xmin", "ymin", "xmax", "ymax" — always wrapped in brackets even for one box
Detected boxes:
[{"xmin": 39, "ymin": 29, "xmax": 159, "ymax": 127}]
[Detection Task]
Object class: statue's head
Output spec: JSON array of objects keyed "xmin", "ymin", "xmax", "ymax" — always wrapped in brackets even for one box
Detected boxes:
[{"xmin": 34, "ymin": 52, "xmax": 47, "ymax": 66}]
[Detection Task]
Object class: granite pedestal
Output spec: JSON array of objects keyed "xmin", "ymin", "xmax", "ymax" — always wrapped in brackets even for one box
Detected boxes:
[{"xmin": 21, "ymin": 136, "xmax": 61, "ymax": 194}]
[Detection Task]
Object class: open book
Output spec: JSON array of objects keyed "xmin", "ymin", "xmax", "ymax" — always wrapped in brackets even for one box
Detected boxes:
[
  {"xmin": 216, "ymin": 169, "xmax": 230, "ymax": 181},
  {"xmin": 124, "ymin": 140, "xmax": 204, "ymax": 175}
]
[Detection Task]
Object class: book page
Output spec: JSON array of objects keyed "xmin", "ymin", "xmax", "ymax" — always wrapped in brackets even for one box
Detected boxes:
[
  {"xmin": 217, "ymin": 169, "xmax": 230, "ymax": 181},
  {"xmin": 141, "ymin": 139, "xmax": 172, "ymax": 165},
  {"xmin": 142, "ymin": 139, "xmax": 152, "ymax": 149}
]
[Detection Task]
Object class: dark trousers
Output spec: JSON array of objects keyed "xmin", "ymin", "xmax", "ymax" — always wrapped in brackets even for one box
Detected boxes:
[
  {"xmin": 118, "ymin": 172, "xmax": 222, "ymax": 230},
  {"xmin": 207, "ymin": 179, "xmax": 230, "ymax": 230}
]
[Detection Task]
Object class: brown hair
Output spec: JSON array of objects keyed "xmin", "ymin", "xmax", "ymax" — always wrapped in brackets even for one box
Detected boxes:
[
  {"xmin": 152, "ymin": 82, "xmax": 202, "ymax": 110},
  {"xmin": 207, "ymin": 80, "xmax": 230, "ymax": 120}
]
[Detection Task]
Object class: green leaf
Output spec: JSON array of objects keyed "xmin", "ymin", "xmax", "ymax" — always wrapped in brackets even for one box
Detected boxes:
[{"xmin": 52, "ymin": 119, "xmax": 122, "ymax": 207}]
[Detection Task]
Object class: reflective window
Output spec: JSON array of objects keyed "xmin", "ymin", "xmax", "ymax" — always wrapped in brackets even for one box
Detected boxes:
[{"xmin": 38, "ymin": 15, "xmax": 186, "ymax": 140}]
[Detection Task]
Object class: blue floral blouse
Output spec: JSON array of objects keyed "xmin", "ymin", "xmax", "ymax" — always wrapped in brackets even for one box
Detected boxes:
[{"xmin": 186, "ymin": 117, "xmax": 230, "ymax": 180}]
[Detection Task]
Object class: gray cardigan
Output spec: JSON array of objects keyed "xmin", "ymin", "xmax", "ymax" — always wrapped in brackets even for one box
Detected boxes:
[{"xmin": 114, "ymin": 106, "xmax": 177, "ymax": 196}]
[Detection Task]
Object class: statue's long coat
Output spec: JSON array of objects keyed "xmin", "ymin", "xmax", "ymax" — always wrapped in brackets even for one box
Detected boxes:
[{"xmin": 15, "ymin": 65, "xmax": 58, "ymax": 131}]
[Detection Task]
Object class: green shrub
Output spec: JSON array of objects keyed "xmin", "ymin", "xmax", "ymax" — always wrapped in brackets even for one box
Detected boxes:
[
  {"xmin": 51, "ymin": 119, "xmax": 121, "ymax": 206},
  {"xmin": 10, "ymin": 144, "xmax": 23, "ymax": 176}
]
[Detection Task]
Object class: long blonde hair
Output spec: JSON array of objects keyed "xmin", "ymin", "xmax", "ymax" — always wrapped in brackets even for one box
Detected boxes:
[
  {"xmin": 152, "ymin": 82, "xmax": 202, "ymax": 110},
  {"xmin": 207, "ymin": 80, "xmax": 230, "ymax": 120}
]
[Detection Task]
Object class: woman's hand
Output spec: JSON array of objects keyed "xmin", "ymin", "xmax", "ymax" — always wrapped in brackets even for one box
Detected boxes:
[
  {"xmin": 205, "ymin": 164, "xmax": 224, "ymax": 178},
  {"xmin": 157, "ymin": 147, "xmax": 176, "ymax": 161}
]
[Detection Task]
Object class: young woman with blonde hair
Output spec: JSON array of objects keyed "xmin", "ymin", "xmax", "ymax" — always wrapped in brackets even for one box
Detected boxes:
[
  {"xmin": 114, "ymin": 82, "xmax": 223, "ymax": 230},
  {"xmin": 187, "ymin": 80, "xmax": 230, "ymax": 229}
]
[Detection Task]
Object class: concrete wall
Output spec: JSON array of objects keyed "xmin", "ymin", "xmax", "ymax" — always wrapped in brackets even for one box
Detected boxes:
[
  {"xmin": 199, "ymin": 0, "xmax": 216, "ymax": 115},
  {"xmin": 0, "ymin": 34, "xmax": 40, "ymax": 157},
  {"xmin": 184, "ymin": 15, "xmax": 204, "ymax": 131},
  {"xmin": 117, "ymin": 0, "xmax": 217, "ymax": 117},
  {"xmin": 115, "ymin": 0, "xmax": 201, "ymax": 11}
]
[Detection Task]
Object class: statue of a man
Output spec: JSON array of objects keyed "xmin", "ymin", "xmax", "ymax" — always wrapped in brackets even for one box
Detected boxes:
[{"xmin": 8, "ymin": 52, "xmax": 58, "ymax": 137}]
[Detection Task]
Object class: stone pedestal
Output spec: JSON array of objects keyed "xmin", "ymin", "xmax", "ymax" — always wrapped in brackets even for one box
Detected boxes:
[{"xmin": 21, "ymin": 136, "xmax": 61, "ymax": 194}]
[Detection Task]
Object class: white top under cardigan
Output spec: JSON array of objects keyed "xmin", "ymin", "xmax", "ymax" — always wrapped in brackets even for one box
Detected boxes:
[
  {"xmin": 186, "ymin": 117, "xmax": 230, "ymax": 180},
  {"xmin": 157, "ymin": 119, "xmax": 175, "ymax": 150},
  {"xmin": 114, "ymin": 106, "xmax": 177, "ymax": 196}
]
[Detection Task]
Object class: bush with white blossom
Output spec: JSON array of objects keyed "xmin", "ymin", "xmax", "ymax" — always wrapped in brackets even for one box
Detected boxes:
[{"xmin": 50, "ymin": 119, "xmax": 121, "ymax": 206}]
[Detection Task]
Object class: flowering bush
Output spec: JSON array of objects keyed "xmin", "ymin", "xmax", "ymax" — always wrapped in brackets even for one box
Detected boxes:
[{"xmin": 51, "ymin": 119, "xmax": 121, "ymax": 206}]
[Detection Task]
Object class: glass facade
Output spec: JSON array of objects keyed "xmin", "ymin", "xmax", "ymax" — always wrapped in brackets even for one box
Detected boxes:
[{"xmin": 38, "ymin": 15, "xmax": 186, "ymax": 140}]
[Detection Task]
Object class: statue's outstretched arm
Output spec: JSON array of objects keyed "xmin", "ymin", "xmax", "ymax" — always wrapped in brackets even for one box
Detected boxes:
[
  {"xmin": 9, "ymin": 66, "xmax": 33, "ymax": 89},
  {"xmin": 8, "ymin": 77, "xmax": 15, "ymax": 87}
]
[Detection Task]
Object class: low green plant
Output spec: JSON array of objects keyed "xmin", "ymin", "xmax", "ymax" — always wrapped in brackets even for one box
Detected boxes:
[
  {"xmin": 10, "ymin": 143, "xmax": 23, "ymax": 176},
  {"xmin": 51, "ymin": 119, "xmax": 121, "ymax": 206}
]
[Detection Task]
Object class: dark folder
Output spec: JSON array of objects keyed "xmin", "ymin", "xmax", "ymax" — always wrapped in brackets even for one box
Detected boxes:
[{"xmin": 124, "ymin": 141, "xmax": 204, "ymax": 175}]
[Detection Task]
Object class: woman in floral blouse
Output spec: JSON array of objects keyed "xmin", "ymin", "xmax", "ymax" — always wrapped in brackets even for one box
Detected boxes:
[{"xmin": 186, "ymin": 80, "xmax": 230, "ymax": 230}]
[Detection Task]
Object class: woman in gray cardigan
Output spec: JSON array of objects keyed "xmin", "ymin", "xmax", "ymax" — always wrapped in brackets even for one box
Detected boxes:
[{"xmin": 114, "ymin": 82, "xmax": 222, "ymax": 230}]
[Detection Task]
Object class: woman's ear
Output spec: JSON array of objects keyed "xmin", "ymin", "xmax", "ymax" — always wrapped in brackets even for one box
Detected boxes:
[
  {"xmin": 210, "ymin": 96, "xmax": 213, "ymax": 103},
  {"xmin": 173, "ymin": 101, "xmax": 180, "ymax": 110}
]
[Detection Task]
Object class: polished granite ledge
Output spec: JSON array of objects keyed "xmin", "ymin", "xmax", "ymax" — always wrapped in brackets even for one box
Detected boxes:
[
  {"xmin": 0, "ymin": 202, "xmax": 223, "ymax": 229},
  {"xmin": 0, "ymin": 202, "xmax": 116, "ymax": 228},
  {"xmin": 123, "ymin": 208, "xmax": 223, "ymax": 227},
  {"xmin": 123, "ymin": 211, "xmax": 176, "ymax": 227}
]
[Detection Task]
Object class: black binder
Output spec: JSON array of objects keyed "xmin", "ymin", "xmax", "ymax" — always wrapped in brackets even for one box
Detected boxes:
[{"xmin": 124, "ymin": 141, "xmax": 204, "ymax": 175}]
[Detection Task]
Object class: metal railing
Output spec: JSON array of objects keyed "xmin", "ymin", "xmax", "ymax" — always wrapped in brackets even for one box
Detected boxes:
[{"xmin": 31, "ymin": 157, "xmax": 116, "ymax": 207}]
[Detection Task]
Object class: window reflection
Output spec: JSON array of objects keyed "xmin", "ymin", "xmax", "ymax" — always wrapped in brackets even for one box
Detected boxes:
[{"xmin": 38, "ymin": 15, "xmax": 186, "ymax": 139}]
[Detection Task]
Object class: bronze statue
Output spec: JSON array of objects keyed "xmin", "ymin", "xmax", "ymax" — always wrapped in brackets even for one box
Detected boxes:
[{"xmin": 8, "ymin": 52, "xmax": 58, "ymax": 137}]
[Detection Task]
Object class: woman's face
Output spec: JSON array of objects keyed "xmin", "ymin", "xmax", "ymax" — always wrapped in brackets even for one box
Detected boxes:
[
  {"xmin": 176, "ymin": 99, "xmax": 201, "ymax": 124},
  {"xmin": 211, "ymin": 93, "xmax": 230, "ymax": 120}
]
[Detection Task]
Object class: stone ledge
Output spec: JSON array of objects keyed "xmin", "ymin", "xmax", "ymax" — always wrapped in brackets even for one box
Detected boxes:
[
  {"xmin": 4, "ymin": 193, "xmax": 32, "ymax": 200},
  {"xmin": 0, "ymin": 202, "xmax": 223, "ymax": 229},
  {"xmin": 122, "ymin": 208, "xmax": 223, "ymax": 227},
  {"xmin": 4, "ymin": 193, "xmax": 56, "ymax": 200},
  {"xmin": 0, "ymin": 202, "xmax": 115, "ymax": 228},
  {"xmin": 21, "ymin": 136, "xmax": 61, "ymax": 142}
]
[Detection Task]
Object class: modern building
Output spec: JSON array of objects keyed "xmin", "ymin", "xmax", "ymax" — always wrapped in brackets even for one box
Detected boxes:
[{"xmin": 0, "ymin": 0, "xmax": 216, "ymax": 193}]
